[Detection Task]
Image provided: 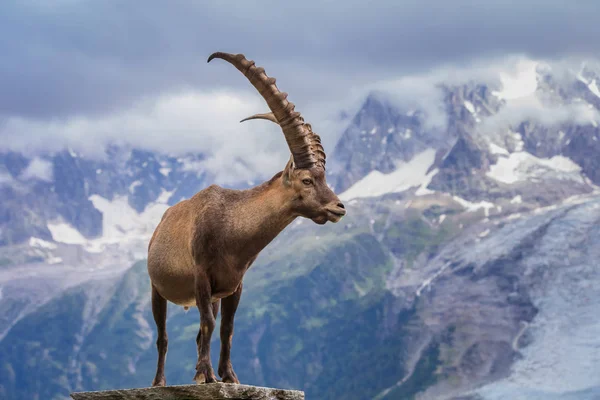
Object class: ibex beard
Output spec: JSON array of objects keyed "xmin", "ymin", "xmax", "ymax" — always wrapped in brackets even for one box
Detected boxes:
[{"xmin": 146, "ymin": 52, "xmax": 346, "ymax": 386}]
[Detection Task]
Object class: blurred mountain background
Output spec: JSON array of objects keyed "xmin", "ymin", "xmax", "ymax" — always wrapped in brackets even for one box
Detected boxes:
[{"xmin": 2, "ymin": 2, "xmax": 600, "ymax": 399}]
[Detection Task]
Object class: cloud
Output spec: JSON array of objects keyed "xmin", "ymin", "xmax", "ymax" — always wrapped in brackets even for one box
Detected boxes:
[
  {"xmin": 2, "ymin": 52, "xmax": 599, "ymax": 185},
  {"xmin": 1, "ymin": 0, "xmax": 600, "ymax": 122},
  {"xmin": 2, "ymin": 1, "xmax": 599, "ymax": 186},
  {"xmin": 1, "ymin": 90, "xmax": 268, "ymax": 157},
  {"xmin": 2, "ymin": 1, "xmax": 600, "ymax": 186},
  {"xmin": 338, "ymin": 54, "xmax": 534, "ymax": 132},
  {"xmin": 20, "ymin": 157, "xmax": 54, "ymax": 182},
  {"xmin": 480, "ymin": 59, "xmax": 600, "ymax": 133},
  {"xmin": 482, "ymin": 97, "xmax": 600, "ymax": 134},
  {"xmin": 1, "ymin": 89, "xmax": 298, "ymax": 183},
  {"xmin": 0, "ymin": 171, "xmax": 13, "ymax": 185},
  {"xmin": 354, "ymin": 55, "xmax": 600, "ymax": 139}
]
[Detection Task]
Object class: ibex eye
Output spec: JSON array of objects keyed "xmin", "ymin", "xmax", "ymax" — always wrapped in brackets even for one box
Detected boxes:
[{"xmin": 302, "ymin": 179, "xmax": 313, "ymax": 186}]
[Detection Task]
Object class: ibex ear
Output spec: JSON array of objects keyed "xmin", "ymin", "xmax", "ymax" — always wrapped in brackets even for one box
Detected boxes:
[{"xmin": 283, "ymin": 155, "xmax": 295, "ymax": 186}]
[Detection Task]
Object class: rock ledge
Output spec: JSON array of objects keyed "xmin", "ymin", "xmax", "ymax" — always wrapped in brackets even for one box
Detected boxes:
[{"xmin": 70, "ymin": 383, "xmax": 304, "ymax": 400}]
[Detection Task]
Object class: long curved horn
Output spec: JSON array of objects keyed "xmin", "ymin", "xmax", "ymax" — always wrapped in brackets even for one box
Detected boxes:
[
  {"xmin": 240, "ymin": 112, "xmax": 279, "ymax": 124},
  {"xmin": 240, "ymin": 112, "xmax": 325, "ymax": 167},
  {"xmin": 208, "ymin": 52, "xmax": 321, "ymax": 169}
]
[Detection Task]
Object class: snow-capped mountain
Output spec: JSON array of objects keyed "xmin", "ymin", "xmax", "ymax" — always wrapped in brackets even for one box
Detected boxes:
[
  {"xmin": 0, "ymin": 147, "xmax": 220, "ymax": 264},
  {"xmin": 333, "ymin": 60, "xmax": 599, "ymax": 204},
  {"xmin": 1, "ymin": 59, "xmax": 600, "ymax": 400}
]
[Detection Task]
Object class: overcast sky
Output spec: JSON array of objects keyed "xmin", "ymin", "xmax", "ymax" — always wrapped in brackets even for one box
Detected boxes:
[{"xmin": 1, "ymin": 0, "xmax": 599, "ymax": 181}]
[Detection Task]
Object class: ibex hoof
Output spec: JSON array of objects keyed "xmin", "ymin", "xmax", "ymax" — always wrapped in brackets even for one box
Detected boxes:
[
  {"xmin": 221, "ymin": 375, "xmax": 240, "ymax": 384},
  {"xmin": 219, "ymin": 365, "xmax": 240, "ymax": 384},
  {"xmin": 194, "ymin": 364, "xmax": 217, "ymax": 384},
  {"xmin": 152, "ymin": 376, "xmax": 166, "ymax": 387}
]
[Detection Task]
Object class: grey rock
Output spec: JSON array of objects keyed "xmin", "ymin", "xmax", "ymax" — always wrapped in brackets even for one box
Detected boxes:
[{"xmin": 70, "ymin": 383, "xmax": 304, "ymax": 400}]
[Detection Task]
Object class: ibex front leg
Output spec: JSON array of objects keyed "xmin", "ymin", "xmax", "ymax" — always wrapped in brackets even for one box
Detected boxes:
[
  {"xmin": 193, "ymin": 272, "xmax": 217, "ymax": 384},
  {"xmin": 195, "ymin": 301, "xmax": 219, "ymax": 355},
  {"xmin": 151, "ymin": 285, "xmax": 168, "ymax": 387},
  {"xmin": 218, "ymin": 283, "xmax": 242, "ymax": 384}
]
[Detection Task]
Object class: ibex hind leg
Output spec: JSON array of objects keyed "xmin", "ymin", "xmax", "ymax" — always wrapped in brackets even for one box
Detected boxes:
[
  {"xmin": 193, "ymin": 272, "xmax": 218, "ymax": 384},
  {"xmin": 218, "ymin": 283, "xmax": 242, "ymax": 384},
  {"xmin": 151, "ymin": 285, "xmax": 168, "ymax": 387}
]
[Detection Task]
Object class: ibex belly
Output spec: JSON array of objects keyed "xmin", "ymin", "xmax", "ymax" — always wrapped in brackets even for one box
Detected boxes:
[
  {"xmin": 147, "ymin": 204, "xmax": 198, "ymax": 307},
  {"xmin": 148, "ymin": 243, "xmax": 246, "ymax": 307},
  {"xmin": 152, "ymin": 273, "xmax": 197, "ymax": 307},
  {"xmin": 151, "ymin": 262, "xmax": 243, "ymax": 306},
  {"xmin": 148, "ymin": 248, "xmax": 197, "ymax": 307}
]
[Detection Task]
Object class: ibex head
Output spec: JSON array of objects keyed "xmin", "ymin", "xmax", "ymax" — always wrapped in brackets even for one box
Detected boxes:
[
  {"xmin": 208, "ymin": 52, "xmax": 346, "ymax": 224},
  {"xmin": 284, "ymin": 158, "xmax": 346, "ymax": 224}
]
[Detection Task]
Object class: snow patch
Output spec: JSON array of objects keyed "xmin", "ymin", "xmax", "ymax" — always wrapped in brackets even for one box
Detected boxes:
[
  {"xmin": 340, "ymin": 149, "xmax": 437, "ymax": 201},
  {"xmin": 452, "ymin": 196, "xmax": 496, "ymax": 217},
  {"xmin": 588, "ymin": 79, "xmax": 600, "ymax": 98},
  {"xmin": 159, "ymin": 167, "xmax": 171, "ymax": 177},
  {"xmin": 29, "ymin": 237, "xmax": 57, "ymax": 250},
  {"xmin": 417, "ymin": 262, "xmax": 452, "ymax": 297},
  {"xmin": 464, "ymin": 100, "xmax": 475, "ymax": 114},
  {"xmin": 511, "ymin": 131, "xmax": 525, "ymax": 152},
  {"xmin": 415, "ymin": 168, "xmax": 438, "ymax": 196},
  {"xmin": 89, "ymin": 195, "xmax": 169, "ymax": 246},
  {"xmin": 128, "ymin": 180, "xmax": 142, "ymax": 194},
  {"xmin": 47, "ymin": 223, "xmax": 87, "ymax": 245},
  {"xmin": 510, "ymin": 195, "xmax": 523, "ymax": 204},
  {"xmin": 47, "ymin": 193, "xmax": 170, "ymax": 254},
  {"xmin": 21, "ymin": 158, "xmax": 53, "ymax": 182},
  {"xmin": 487, "ymin": 152, "xmax": 582, "ymax": 184},
  {"xmin": 47, "ymin": 256, "xmax": 63, "ymax": 265},
  {"xmin": 489, "ymin": 142, "xmax": 509, "ymax": 156}
]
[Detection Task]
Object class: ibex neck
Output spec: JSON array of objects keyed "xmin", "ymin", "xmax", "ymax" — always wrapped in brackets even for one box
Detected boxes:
[{"xmin": 234, "ymin": 178, "xmax": 295, "ymax": 258}]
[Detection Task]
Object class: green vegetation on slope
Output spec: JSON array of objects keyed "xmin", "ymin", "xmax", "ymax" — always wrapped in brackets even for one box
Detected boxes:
[{"xmin": 384, "ymin": 210, "xmax": 458, "ymax": 266}]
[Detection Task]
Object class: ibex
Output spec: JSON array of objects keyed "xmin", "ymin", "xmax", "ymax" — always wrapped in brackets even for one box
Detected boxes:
[{"xmin": 147, "ymin": 52, "xmax": 346, "ymax": 386}]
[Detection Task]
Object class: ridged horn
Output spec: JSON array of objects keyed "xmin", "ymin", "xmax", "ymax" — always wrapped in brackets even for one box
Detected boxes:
[
  {"xmin": 208, "ymin": 52, "xmax": 323, "ymax": 169},
  {"xmin": 240, "ymin": 112, "xmax": 279, "ymax": 124},
  {"xmin": 239, "ymin": 112, "xmax": 325, "ymax": 167}
]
